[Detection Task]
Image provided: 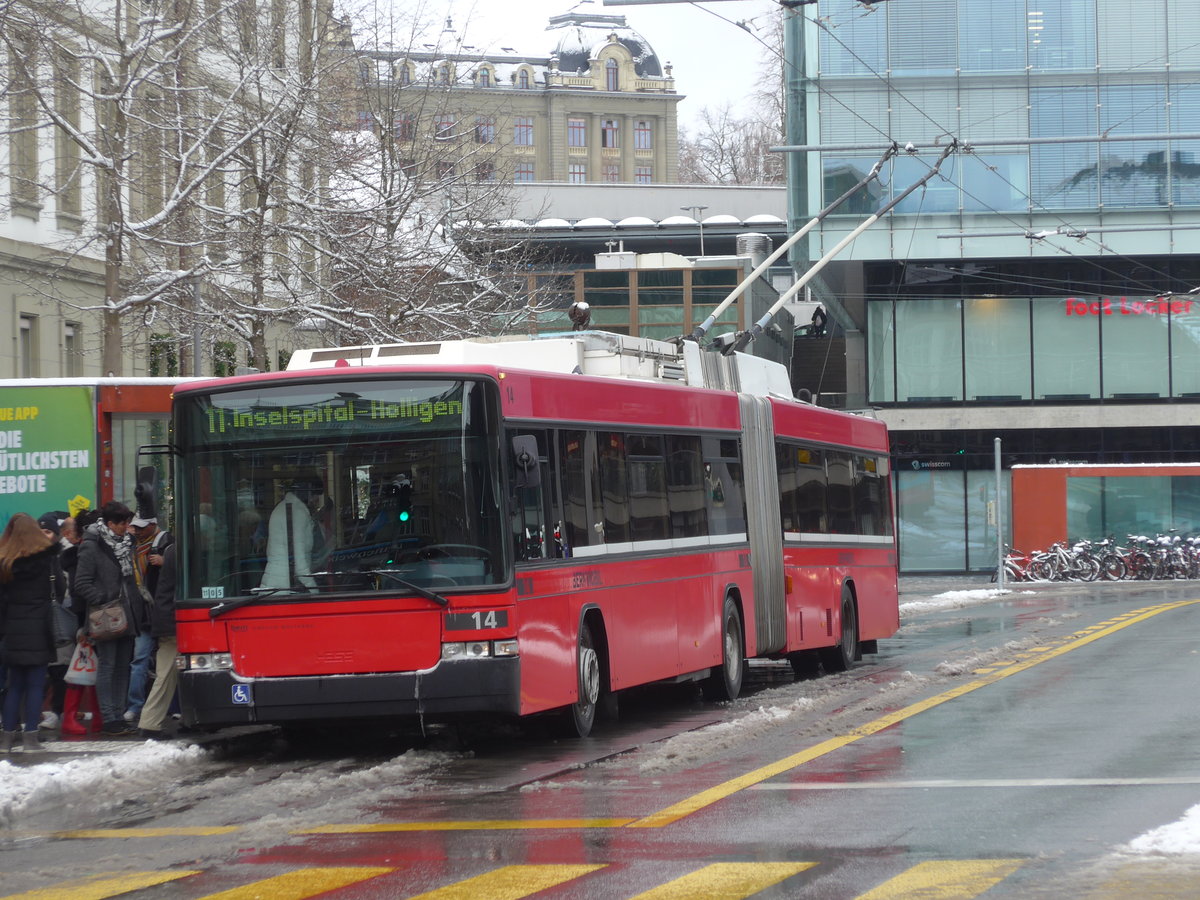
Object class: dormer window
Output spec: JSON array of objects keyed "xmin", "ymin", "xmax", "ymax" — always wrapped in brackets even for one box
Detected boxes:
[
  {"xmin": 605, "ymin": 58, "xmax": 618, "ymax": 91},
  {"xmin": 477, "ymin": 68, "xmax": 491, "ymax": 87},
  {"xmin": 398, "ymin": 63, "xmax": 411, "ymax": 86},
  {"xmin": 518, "ymin": 69, "xmax": 530, "ymax": 89},
  {"xmin": 438, "ymin": 64, "xmax": 450, "ymax": 85}
]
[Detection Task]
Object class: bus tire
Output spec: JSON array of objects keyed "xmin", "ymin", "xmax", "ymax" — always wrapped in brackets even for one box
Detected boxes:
[
  {"xmin": 702, "ymin": 596, "xmax": 745, "ymax": 702},
  {"xmin": 564, "ymin": 619, "xmax": 601, "ymax": 738},
  {"xmin": 820, "ymin": 587, "xmax": 858, "ymax": 673}
]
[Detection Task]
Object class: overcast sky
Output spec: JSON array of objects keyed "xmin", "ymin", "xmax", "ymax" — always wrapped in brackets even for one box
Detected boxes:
[{"xmin": 452, "ymin": 0, "xmax": 780, "ymax": 131}]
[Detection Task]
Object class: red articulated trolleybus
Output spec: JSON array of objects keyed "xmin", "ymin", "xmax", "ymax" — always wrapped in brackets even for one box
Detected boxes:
[{"xmin": 170, "ymin": 333, "xmax": 898, "ymax": 736}]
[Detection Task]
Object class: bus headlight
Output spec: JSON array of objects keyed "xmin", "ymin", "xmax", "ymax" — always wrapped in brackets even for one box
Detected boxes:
[
  {"xmin": 179, "ymin": 652, "xmax": 234, "ymax": 671},
  {"xmin": 441, "ymin": 640, "xmax": 519, "ymax": 660},
  {"xmin": 442, "ymin": 641, "xmax": 490, "ymax": 660}
]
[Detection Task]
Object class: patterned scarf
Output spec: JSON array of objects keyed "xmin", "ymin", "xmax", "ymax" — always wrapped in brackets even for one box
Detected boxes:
[{"xmin": 99, "ymin": 523, "xmax": 133, "ymax": 576}]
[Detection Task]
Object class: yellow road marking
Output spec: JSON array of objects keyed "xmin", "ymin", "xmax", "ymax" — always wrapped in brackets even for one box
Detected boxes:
[
  {"xmin": 856, "ymin": 859, "xmax": 1026, "ymax": 899},
  {"xmin": 405, "ymin": 865, "xmax": 604, "ymax": 899},
  {"xmin": 629, "ymin": 862, "xmax": 816, "ymax": 899},
  {"xmin": 297, "ymin": 817, "xmax": 634, "ymax": 834},
  {"xmin": 195, "ymin": 867, "xmax": 393, "ymax": 899},
  {"xmin": 53, "ymin": 826, "xmax": 240, "ymax": 839},
  {"xmin": 0, "ymin": 870, "xmax": 199, "ymax": 900},
  {"xmin": 627, "ymin": 600, "xmax": 1200, "ymax": 827}
]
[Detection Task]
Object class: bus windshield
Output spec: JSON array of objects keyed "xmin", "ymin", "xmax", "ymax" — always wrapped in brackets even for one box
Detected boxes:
[{"xmin": 175, "ymin": 377, "xmax": 505, "ymax": 603}]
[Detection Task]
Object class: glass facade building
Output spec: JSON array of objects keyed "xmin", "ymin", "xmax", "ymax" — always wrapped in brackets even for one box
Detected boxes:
[{"xmin": 810, "ymin": 0, "xmax": 1200, "ymax": 571}]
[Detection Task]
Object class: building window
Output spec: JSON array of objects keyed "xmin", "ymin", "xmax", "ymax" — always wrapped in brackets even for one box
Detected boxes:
[
  {"xmin": 477, "ymin": 68, "xmax": 491, "ymax": 87},
  {"xmin": 18, "ymin": 316, "xmax": 36, "ymax": 378},
  {"xmin": 475, "ymin": 160, "xmax": 495, "ymax": 182},
  {"xmin": 394, "ymin": 114, "xmax": 415, "ymax": 142},
  {"xmin": 438, "ymin": 64, "xmax": 450, "ymax": 84},
  {"xmin": 400, "ymin": 158, "xmax": 416, "ymax": 177},
  {"xmin": 514, "ymin": 162, "xmax": 535, "ymax": 182},
  {"xmin": 356, "ymin": 110, "xmax": 374, "ymax": 130},
  {"xmin": 475, "ymin": 116, "xmax": 495, "ymax": 144},
  {"xmin": 605, "ymin": 58, "xmax": 618, "ymax": 91},
  {"xmin": 518, "ymin": 69, "xmax": 530, "ymax": 89},
  {"xmin": 514, "ymin": 116, "xmax": 534, "ymax": 146},
  {"xmin": 603, "ymin": 163, "xmax": 620, "ymax": 182},
  {"xmin": 64, "ymin": 323, "xmax": 80, "ymax": 377},
  {"xmin": 634, "ymin": 119, "xmax": 652, "ymax": 150},
  {"xmin": 437, "ymin": 161, "xmax": 456, "ymax": 180},
  {"xmin": 398, "ymin": 64, "xmax": 411, "ymax": 86},
  {"xmin": 635, "ymin": 166, "xmax": 652, "ymax": 183},
  {"xmin": 567, "ymin": 118, "xmax": 586, "ymax": 147},
  {"xmin": 434, "ymin": 115, "xmax": 456, "ymax": 140},
  {"xmin": 601, "ymin": 119, "xmax": 620, "ymax": 148},
  {"xmin": 568, "ymin": 163, "xmax": 587, "ymax": 183}
]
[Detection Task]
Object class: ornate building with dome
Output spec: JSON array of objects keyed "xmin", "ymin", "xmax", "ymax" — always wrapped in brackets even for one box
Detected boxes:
[{"xmin": 365, "ymin": 6, "xmax": 681, "ymax": 184}]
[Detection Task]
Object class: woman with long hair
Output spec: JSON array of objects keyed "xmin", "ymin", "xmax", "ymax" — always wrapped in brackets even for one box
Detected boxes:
[
  {"xmin": 73, "ymin": 501, "xmax": 140, "ymax": 736},
  {"xmin": 0, "ymin": 512, "xmax": 61, "ymax": 752}
]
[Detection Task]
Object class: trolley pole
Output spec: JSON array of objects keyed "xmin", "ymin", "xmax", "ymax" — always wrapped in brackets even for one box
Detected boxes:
[{"xmin": 995, "ymin": 437, "xmax": 1004, "ymax": 589}]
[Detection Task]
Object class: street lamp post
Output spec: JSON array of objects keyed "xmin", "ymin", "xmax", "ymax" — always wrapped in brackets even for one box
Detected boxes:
[{"xmin": 681, "ymin": 204, "xmax": 708, "ymax": 256}]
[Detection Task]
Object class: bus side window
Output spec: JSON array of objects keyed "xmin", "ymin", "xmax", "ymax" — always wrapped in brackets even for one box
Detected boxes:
[
  {"xmin": 559, "ymin": 429, "xmax": 599, "ymax": 551},
  {"xmin": 703, "ymin": 436, "xmax": 746, "ymax": 536},
  {"xmin": 510, "ymin": 431, "xmax": 550, "ymax": 561},
  {"xmin": 826, "ymin": 451, "xmax": 855, "ymax": 534}
]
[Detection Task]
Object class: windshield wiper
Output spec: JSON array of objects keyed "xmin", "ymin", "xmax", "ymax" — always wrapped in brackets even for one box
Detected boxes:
[
  {"xmin": 363, "ymin": 569, "xmax": 450, "ymax": 607},
  {"xmin": 208, "ymin": 587, "xmax": 298, "ymax": 619}
]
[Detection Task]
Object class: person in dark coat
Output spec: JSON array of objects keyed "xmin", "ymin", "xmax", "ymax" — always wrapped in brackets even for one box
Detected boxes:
[
  {"xmin": 36, "ymin": 512, "xmax": 72, "ymax": 731},
  {"xmin": 72, "ymin": 501, "xmax": 140, "ymax": 736},
  {"xmin": 0, "ymin": 513, "xmax": 62, "ymax": 752},
  {"xmin": 137, "ymin": 543, "xmax": 178, "ymax": 739}
]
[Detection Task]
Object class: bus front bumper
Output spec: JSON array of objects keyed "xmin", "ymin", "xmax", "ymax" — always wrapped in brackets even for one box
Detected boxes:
[{"xmin": 178, "ymin": 657, "xmax": 521, "ymax": 728}]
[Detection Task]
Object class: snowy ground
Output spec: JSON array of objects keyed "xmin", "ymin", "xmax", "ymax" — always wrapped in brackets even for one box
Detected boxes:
[{"xmin": 3, "ymin": 586, "xmax": 1197, "ymax": 854}]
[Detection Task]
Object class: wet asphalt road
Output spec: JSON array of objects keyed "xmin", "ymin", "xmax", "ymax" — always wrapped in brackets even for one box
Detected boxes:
[{"xmin": 5, "ymin": 578, "xmax": 1200, "ymax": 897}]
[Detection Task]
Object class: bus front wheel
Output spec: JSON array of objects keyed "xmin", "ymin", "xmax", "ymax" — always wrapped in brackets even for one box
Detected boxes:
[
  {"xmin": 564, "ymin": 620, "xmax": 601, "ymax": 738},
  {"xmin": 702, "ymin": 597, "xmax": 745, "ymax": 702}
]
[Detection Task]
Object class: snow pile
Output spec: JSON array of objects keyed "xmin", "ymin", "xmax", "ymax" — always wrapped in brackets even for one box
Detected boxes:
[
  {"xmin": 0, "ymin": 742, "xmax": 206, "ymax": 829},
  {"xmin": 617, "ymin": 697, "xmax": 817, "ymax": 777},
  {"xmin": 934, "ymin": 639, "xmax": 1036, "ymax": 677},
  {"xmin": 901, "ymin": 588, "xmax": 1033, "ymax": 617},
  {"xmin": 1124, "ymin": 803, "xmax": 1200, "ymax": 855}
]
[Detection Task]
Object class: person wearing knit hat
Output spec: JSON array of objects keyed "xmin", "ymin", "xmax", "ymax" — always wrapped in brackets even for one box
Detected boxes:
[{"xmin": 36, "ymin": 513, "xmax": 62, "ymax": 539}]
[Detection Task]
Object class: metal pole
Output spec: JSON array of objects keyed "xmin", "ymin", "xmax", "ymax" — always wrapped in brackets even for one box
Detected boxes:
[{"xmin": 995, "ymin": 437, "xmax": 1004, "ymax": 589}]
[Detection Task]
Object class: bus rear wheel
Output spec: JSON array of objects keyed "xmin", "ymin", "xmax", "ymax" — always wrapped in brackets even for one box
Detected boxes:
[
  {"xmin": 819, "ymin": 587, "xmax": 858, "ymax": 673},
  {"xmin": 564, "ymin": 620, "xmax": 601, "ymax": 738},
  {"xmin": 702, "ymin": 597, "xmax": 745, "ymax": 702}
]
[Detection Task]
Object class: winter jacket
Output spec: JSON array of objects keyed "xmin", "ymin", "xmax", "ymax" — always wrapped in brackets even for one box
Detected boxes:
[
  {"xmin": 0, "ymin": 544, "xmax": 61, "ymax": 666},
  {"xmin": 72, "ymin": 527, "xmax": 141, "ymax": 638},
  {"xmin": 150, "ymin": 543, "xmax": 177, "ymax": 638}
]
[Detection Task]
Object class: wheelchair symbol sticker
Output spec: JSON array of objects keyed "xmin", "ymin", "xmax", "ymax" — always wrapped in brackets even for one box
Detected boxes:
[{"xmin": 231, "ymin": 684, "xmax": 252, "ymax": 705}]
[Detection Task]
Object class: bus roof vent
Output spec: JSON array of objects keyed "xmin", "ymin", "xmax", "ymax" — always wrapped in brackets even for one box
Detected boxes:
[{"xmin": 657, "ymin": 361, "xmax": 686, "ymax": 382}]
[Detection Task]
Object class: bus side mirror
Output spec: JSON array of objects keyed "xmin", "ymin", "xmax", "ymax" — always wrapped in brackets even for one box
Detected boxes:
[{"xmin": 512, "ymin": 435, "xmax": 541, "ymax": 489}]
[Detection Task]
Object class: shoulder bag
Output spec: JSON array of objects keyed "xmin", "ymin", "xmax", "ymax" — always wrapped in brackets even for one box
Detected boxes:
[{"xmin": 87, "ymin": 598, "xmax": 130, "ymax": 642}]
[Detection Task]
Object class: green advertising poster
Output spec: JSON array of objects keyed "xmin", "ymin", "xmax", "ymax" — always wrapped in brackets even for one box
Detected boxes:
[{"xmin": 0, "ymin": 386, "xmax": 97, "ymax": 527}]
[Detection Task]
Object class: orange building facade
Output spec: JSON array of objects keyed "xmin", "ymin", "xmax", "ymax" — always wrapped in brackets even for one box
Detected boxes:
[{"xmin": 1012, "ymin": 463, "xmax": 1200, "ymax": 553}]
